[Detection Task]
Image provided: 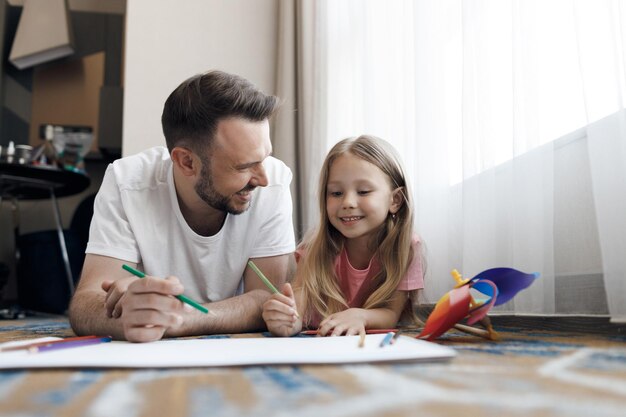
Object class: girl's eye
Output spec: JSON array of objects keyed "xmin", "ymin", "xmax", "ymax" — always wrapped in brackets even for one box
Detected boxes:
[
  {"xmin": 329, "ymin": 191, "xmax": 342, "ymax": 197},
  {"xmin": 357, "ymin": 190, "xmax": 371, "ymax": 195}
]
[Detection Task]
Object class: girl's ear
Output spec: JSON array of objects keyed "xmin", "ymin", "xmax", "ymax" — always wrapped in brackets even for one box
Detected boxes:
[
  {"xmin": 171, "ymin": 147, "xmax": 200, "ymax": 177},
  {"xmin": 389, "ymin": 186, "xmax": 404, "ymax": 214}
]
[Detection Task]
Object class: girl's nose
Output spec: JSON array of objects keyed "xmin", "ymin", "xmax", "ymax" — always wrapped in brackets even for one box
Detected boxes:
[{"xmin": 342, "ymin": 192, "xmax": 357, "ymax": 209}]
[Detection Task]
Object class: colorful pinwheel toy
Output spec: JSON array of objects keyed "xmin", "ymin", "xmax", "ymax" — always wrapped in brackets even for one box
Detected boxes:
[{"xmin": 418, "ymin": 268, "xmax": 540, "ymax": 341}]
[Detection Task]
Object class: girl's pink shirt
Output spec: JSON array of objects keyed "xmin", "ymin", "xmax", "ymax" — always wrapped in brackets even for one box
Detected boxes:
[
  {"xmin": 335, "ymin": 236, "xmax": 424, "ymax": 302},
  {"xmin": 295, "ymin": 236, "xmax": 424, "ymax": 326}
]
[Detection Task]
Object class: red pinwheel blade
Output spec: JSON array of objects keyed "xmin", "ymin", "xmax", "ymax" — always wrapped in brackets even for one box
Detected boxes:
[{"xmin": 418, "ymin": 285, "xmax": 472, "ymax": 341}]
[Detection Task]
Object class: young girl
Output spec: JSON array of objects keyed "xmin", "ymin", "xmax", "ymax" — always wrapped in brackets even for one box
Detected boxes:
[{"xmin": 262, "ymin": 135, "xmax": 424, "ymax": 337}]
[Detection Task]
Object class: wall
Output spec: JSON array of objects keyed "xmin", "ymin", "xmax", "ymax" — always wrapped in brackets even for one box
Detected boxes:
[
  {"xmin": 123, "ymin": 0, "xmax": 279, "ymax": 156},
  {"xmin": 29, "ymin": 52, "xmax": 103, "ymax": 151}
]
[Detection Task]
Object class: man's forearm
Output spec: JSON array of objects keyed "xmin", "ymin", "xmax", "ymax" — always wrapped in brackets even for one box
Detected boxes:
[
  {"xmin": 70, "ymin": 288, "xmax": 271, "ymax": 340},
  {"xmin": 168, "ymin": 289, "xmax": 270, "ymax": 337},
  {"xmin": 68, "ymin": 290, "xmax": 127, "ymax": 340}
]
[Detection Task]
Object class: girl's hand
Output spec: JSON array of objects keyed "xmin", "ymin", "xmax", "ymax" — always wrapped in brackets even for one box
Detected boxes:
[
  {"xmin": 318, "ymin": 308, "xmax": 367, "ymax": 336},
  {"xmin": 262, "ymin": 283, "xmax": 302, "ymax": 337}
]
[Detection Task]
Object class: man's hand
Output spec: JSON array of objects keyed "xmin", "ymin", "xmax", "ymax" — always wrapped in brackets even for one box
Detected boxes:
[
  {"xmin": 102, "ymin": 276, "xmax": 135, "ymax": 318},
  {"xmin": 262, "ymin": 283, "xmax": 302, "ymax": 337},
  {"xmin": 114, "ymin": 275, "xmax": 188, "ymax": 342},
  {"xmin": 318, "ymin": 308, "xmax": 367, "ymax": 337}
]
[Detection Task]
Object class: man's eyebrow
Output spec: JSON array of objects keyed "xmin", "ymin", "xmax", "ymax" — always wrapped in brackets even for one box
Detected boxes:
[
  {"xmin": 234, "ymin": 161, "xmax": 261, "ymax": 169},
  {"xmin": 234, "ymin": 157, "xmax": 268, "ymax": 170},
  {"xmin": 234, "ymin": 150, "xmax": 272, "ymax": 169}
]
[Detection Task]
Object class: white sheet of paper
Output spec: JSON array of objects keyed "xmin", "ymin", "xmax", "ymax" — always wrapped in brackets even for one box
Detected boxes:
[{"xmin": 0, "ymin": 334, "xmax": 456, "ymax": 369}]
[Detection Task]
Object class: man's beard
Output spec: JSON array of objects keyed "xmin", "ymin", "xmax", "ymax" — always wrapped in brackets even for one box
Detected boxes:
[{"xmin": 194, "ymin": 159, "xmax": 252, "ymax": 215}]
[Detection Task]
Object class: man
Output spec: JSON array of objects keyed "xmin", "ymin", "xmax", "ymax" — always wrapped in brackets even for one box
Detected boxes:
[{"xmin": 69, "ymin": 70, "xmax": 296, "ymax": 342}]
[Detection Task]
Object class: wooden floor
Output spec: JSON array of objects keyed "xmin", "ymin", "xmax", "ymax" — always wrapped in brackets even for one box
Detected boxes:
[{"xmin": 1, "ymin": 316, "xmax": 625, "ymax": 417}]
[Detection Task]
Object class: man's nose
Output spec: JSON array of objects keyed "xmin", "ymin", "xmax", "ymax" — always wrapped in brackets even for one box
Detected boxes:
[{"xmin": 251, "ymin": 164, "xmax": 269, "ymax": 187}]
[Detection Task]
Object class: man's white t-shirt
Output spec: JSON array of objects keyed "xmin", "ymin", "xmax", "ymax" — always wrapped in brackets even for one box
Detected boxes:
[{"xmin": 86, "ymin": 146, "xmax": 296, "ymax": 302}]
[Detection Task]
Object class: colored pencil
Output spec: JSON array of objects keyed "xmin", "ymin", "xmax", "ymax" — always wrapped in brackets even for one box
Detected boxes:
[
  {"xmin": 31, "ymin": 336, "xmax": 112, "ymax": 353},
  {"xmin": 247, "ymin": 260, "xmax": 300, "ymax": 319},
  {"xmin": 379, "ymin": 331, "xmax": 395, "ymax": 348},
  {"xmin": 389, "ymin": 330, "xmax": 402, "ymax": 345},
  {"xmin": 300, "ymin": 328, "xmax": 398, "ymax": 336},
  {"xmin": 0, "ymin": 335, "xmax": 101, "ymax": 352},
  {"xmin": 122, "ymin": 264, "xmax": 209, "ymax": 314},
  {"xmin": 247, "ymin": 261, "xmax": 278, "ymax": 293},
  {"xmin": 358, "ymin": 330, "xmax": 366, "ymax": 348}
]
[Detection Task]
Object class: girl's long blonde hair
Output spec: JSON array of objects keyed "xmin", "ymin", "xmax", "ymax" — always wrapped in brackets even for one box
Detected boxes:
[{"xmin": 298, "ymin": 135, "xmax": 420, "ymax": 325}]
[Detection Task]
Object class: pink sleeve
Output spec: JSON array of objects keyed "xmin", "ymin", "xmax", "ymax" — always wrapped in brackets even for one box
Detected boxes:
[
  {"xmin": 294, "ymin": 244, "xmax": 307, "ymax": 264},
  {"xmin": 397, "ymin": 237, "xmax": 424, "ymax": 291}
]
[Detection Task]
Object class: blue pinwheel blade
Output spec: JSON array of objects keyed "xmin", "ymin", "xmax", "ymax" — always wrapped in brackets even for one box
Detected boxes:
[{"xmin": 470, "ymin": 268, "xmax": 539, "ymax": 306}]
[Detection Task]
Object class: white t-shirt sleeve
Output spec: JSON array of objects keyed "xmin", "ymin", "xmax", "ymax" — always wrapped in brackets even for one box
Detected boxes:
[
  {"xmin": 85, "ymin": 164, "xmax": 141, "ymax": 263},
  {"xmin": 248, "ymin": 163, "xmax": 296, "ymax": 258}
]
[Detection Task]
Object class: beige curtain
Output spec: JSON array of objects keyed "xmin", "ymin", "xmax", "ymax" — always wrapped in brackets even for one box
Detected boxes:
[{"xmin": 273, "ymin": 0, "xmax": 328, "ymax": 239}]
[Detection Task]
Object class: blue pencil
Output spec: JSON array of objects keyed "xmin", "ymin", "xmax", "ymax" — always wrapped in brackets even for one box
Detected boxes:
[{"xmin": 379, "ymin": 331, "xmax": 395, "ymax": 348}]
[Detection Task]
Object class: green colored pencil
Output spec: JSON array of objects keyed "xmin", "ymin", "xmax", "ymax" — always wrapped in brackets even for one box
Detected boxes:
[
  {"xmin": 247, "ymin": 260, "xmax": 299, "ymax": 318},
  {"xmin": 121, "ymin": 264, "xmax": 209, "ymax": 314},
  {"xmin": 247, "ymin": 261, "xmax": 279, "ymax": 293}
]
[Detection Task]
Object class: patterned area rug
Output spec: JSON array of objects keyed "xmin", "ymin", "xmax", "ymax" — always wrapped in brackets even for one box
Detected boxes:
[{"xmin": 0, "ymin": 317, "xmax": 625, "ymax": 417}]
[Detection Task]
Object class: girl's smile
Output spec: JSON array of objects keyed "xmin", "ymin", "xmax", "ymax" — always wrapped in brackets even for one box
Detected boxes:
[{"xmin": 340, "ymin": 215, "xmax": 364, "ymax": 225}]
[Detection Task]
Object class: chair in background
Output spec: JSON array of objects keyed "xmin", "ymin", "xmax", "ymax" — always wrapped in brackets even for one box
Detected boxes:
[{"xmin": 16, "ymin": 193, "xmax": 95, "ymax": 314}]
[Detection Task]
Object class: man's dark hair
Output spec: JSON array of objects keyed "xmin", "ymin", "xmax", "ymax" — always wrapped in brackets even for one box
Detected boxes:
[{"xmin": 161, "ymin": 70, "xmax": 279, "ymax": 153}]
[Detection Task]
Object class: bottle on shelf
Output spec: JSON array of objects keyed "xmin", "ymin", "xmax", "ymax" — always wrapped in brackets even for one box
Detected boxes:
[
  {"xmin": 6, "ymin": 141, "xmax": 15, "ymax": 163},
  {"xmin": 31, "ymin": 124, "xmax": 59, "ymax": 168}
]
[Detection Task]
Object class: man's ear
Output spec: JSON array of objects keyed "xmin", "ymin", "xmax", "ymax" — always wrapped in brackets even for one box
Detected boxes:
[
  {"xmin": 390, "ymin": 187, "xmax": 405, "ymax": 214},
  {"xmin": 171, "ymin": 147, "xmax": 200, "ymax": 177}
]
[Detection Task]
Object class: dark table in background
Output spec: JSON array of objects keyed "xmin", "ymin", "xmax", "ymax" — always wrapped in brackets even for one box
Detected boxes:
[{"xmin": 0, "ymin": 162, "xmax": 90, "ymax": 294}]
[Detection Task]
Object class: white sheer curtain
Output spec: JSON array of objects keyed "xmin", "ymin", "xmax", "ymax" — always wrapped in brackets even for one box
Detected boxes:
[
  {"xmin": 576, "ymin": 2, "xmax": 626, "ymax": 322},
  {"xmin": 296, "ymin": 0, "xmax": 626, "ymax": 321}
]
